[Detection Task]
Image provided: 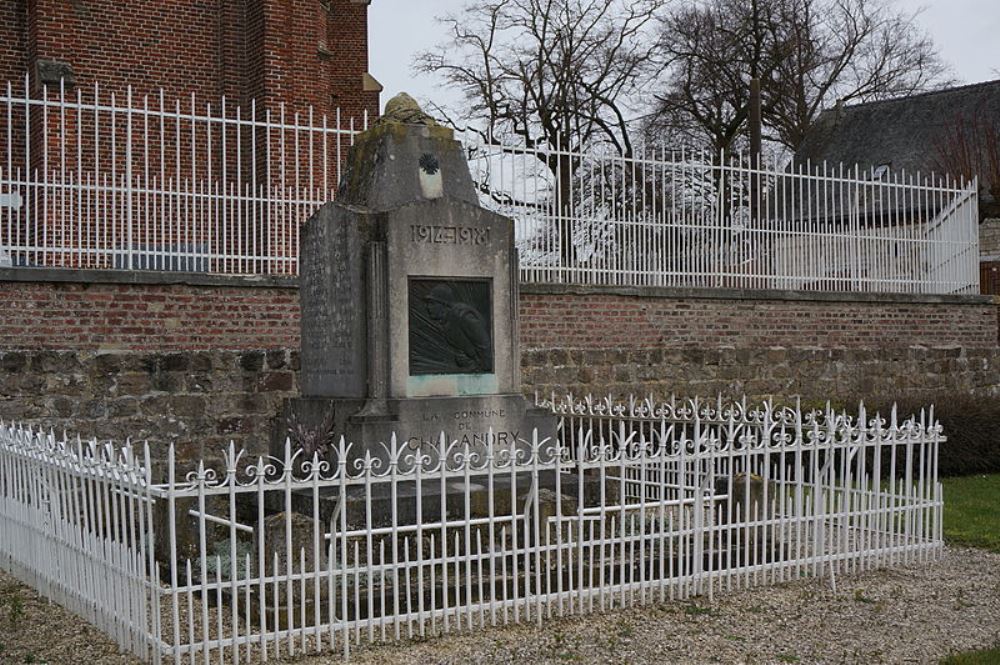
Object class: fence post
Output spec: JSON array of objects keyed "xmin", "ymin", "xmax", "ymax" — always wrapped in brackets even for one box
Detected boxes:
[{"xmin": 126, "ymin": 85, "xmax": 134, "ymax": 270}]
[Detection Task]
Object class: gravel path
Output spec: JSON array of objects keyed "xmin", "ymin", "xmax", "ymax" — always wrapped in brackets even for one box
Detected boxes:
[{"xmin": 2, "ymin": 547, "xmax": 999, "ymax": 664}]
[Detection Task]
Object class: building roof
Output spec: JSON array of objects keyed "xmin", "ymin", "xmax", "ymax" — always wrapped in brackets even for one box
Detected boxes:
[{"xmin": 795, "ymin": 79, "xmax": 1000, "ymax": 185}]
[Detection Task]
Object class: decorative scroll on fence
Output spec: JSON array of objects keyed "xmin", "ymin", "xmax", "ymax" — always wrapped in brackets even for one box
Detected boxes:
[{"xmin": 0, "ymin": 396, "xmax": 944, "ymax": 663}]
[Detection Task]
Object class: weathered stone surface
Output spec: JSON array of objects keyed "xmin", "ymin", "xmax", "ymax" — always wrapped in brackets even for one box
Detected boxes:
[
  {"xmin": 35, "ymin": 59, "xmax": 75, "ymax": 88},
  {"xmin": 298, "ymin": 204, "xmax": 372, "ymax": 398},
  {"xmin": 520, "ymin": 344, "xmax": 1000, "ymax": 403},
  {"xmin": 380, "ymin": 93, "xmax": 438, "ymax": 127},
  {"xmin": 335, "ymin": 121, "xmax": 477, "ymax": 212},
  {"xmin": 238, "ymin": 351, "xmax": 265, "ymax": 372},
  {"xmin": 289, "ymin": 116, "xmax": 552, "ymax": 468},
  {"xmin": 184, "ymin": 372, "xmax": 214, "ymax": 393},
  {"xmin": 259, "ymin": 371, "xmax": 294, "ymax": 392},
  {"xmin": 190, "ymin": 353, "xmax": 214, "ymax": 372},
  {"xmin": 265, "ymin": 350, "xmax": 287, "ymax": 370},
  {"xmin": 0, "ymin": 352, "xmax": 26, "ymax": 373},
  {"xmin": 0, "ymin": 349, "xmax": 298, "ymax": 467},
  {"xmin": 31, "ymin": 351, "xmax": 81, "ymax": 374}
]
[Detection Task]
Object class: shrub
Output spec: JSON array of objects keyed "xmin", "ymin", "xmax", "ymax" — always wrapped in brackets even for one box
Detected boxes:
[{"xmin": 876, "ymin": 395, "xmax": 1000, "ymax": 478}]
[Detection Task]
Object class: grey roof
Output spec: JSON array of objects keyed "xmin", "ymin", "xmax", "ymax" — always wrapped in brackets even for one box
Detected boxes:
[{"xmin": 794, "ymin": 79, "xmax": 1000, "ymax": 186}]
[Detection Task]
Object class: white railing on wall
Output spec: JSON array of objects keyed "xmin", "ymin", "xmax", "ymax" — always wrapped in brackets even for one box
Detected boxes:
[
  {"xmin": 465, "ymin": 137, "xmax": 980, "ymax": 294},
  {"xmin": 0, "ymin": 396, "xmax": 944, "ymax": 663},
  {"xmin": 0, "ymin": 76, "xmax": 365, "ymax": 276},
  {"xmin": 0, "ymin": 76, "xmax": 981, "ymax": 293}
]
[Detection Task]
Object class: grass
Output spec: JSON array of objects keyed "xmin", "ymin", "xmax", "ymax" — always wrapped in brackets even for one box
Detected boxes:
[
  {"xmin": 940, "ymin": 645, "xmax": 1000, "ymax": 664},
  {"xmin": 937, "ymin": 474, "xmax": 1000, "ymax": 665},
  {"xmin": 942, "ymin": 474, "xmax": 1000, "ymax": 553},
  {"xmin": 683, "ymin": 603, "xmax": 717, "ymax": 617}
]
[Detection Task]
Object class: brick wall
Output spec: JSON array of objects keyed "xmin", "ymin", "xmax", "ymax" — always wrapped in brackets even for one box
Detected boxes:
[
  {"xmin": 982, "ymin": 218, "xmax": 1000, "ymax": 258},
  {"xmin": 2, "ymin": 1, "xmax": 378, "ymax": 257},
  {"xmin": 1, "ymin": 271, "xmax": 998, "ymax": 460},
  {"xmin": 27, "ymin": 0, "xmax": 226, "ymax": 101},
  {"xmin": 0, "ymin": 0, "xmax": 379, "ymax": 178},
  {"xmin": 0, "ymin": 274, "xmax": 299, "ymax": 350},
  {"xmin": 0, "ymin": 0, "xmax": 27, "ymax": 86},
  {"xmin": 519, "ymin": 285, "xmax": 1000, "ymax": 403},
  {"xmin": 257, "ymin": 0, "xmax": 378, "ymax": 122},
  {"xmin": 520, "ymin": 287, "xmax": 997, "ymax": 350},
  {"xmin": 2, "ymin": 0, "xmax": 378, "ymax": 121}
]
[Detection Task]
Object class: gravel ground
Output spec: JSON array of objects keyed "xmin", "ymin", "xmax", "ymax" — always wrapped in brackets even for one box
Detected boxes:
[
  {"xmin": 2, "ymin": 547, "xmax": 999, "ymax": 665},
  {"xmin": 0, "ymin": 573, "xmax": 137, "ymax": 665}
]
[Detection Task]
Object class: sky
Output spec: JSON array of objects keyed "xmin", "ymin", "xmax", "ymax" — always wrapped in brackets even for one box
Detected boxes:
[{"xmin": 369, "ymin": 0, "xmax": 1000, "ymax": 114}]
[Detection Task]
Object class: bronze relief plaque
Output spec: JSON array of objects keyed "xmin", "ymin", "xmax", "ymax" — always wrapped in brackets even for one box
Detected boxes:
[{"xmin": 408, "ymin": 279, "xmax": 493, "ymax": 375}]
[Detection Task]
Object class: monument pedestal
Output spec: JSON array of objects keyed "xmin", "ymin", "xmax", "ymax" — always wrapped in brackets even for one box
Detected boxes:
[{"xmin": 276, "ymin": 393, "xmax": 556, "ymax": 466}]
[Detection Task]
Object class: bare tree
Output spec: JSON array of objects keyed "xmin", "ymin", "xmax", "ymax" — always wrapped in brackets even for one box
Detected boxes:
[
  {"xmin": 653, "ymin": 0, "xmax": 948, "ymax": 153},
  {"xmin": 415, "ymin": 0, "xmax": 661, "ymax": 265},
  {"xmin": 932, "ymin": 113, "xmax": 1000, "ymax": 212},
  {"xmin": 416, "ymin": 0, "xmax": 659, "ymax": 155},
  {"xmin": 652, "ymin": 0, "xmax": 787, "ymax": 155},
  {"xmin": 767, "ymin": 0, "xmax": 948, "ymax": 149}
]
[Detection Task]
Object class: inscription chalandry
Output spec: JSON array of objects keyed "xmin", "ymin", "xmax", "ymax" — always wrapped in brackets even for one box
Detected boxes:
[{"xmin": 411, "ymin": 224, "xmax": 489, "ymax": 246}]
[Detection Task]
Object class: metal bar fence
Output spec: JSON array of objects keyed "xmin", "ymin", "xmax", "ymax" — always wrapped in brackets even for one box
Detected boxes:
[
  {"xmin": 0, "ymin": 425, "xmax": 157, "ymax": 660},
  {"xmin": 0, "ymin": 75, "xmax": 980, "ymax": 291},
  {"xmin": 463, "ymin": 136, "xmax": 980, "ymax": 294},
  {"xmin": 0, "ymin": 395, "xmax": 944, "ymax": 663},
  {"xmin": 0, "ymin": 75, "xmax": 364, "ymax": 275}
]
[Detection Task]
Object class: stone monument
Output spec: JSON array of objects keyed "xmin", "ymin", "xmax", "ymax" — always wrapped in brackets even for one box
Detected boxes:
[{"xmin": 279, "ymin": 94, "xmax": 554, "ymax": 463}]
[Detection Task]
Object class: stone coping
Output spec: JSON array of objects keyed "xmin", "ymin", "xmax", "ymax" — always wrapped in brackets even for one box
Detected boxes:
[
  {"xmin": 0, "ymin": 267, "xmax": 994, "ymax": 305},
  {"xmin": 520, "ymin": 282, "xmax": 996, "ymax": 306},
  {"xmin": 0, "ymin": 267, "xmax": 298, "ymax": 290}
]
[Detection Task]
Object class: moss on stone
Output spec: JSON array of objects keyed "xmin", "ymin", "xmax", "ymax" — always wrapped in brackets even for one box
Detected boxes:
[{"xmin": 338, "ymin": 120, "xmax": 456, "ymax": 204}]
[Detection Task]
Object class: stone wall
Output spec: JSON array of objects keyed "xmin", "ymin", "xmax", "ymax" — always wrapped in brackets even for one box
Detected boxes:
[
  {"xmin": 1, "ymin": 269, "xmax": 998, "ymax": 461},
  {"xmin": 0, "ymin": 348, "xmax": 297, "ymax": 463},
  {"xmin": 521, "ymin": 346, "xmax": 1000, "ymax": 405}
]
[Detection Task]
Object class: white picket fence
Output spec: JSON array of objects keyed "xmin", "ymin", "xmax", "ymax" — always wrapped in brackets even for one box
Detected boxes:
[
  {"xmin": 0, "ymin": 76, "xmax": 981, "ymax": 293},
  {"xmin": 0, "ymin": 395, "xmax": 944, "ymax": 663}
]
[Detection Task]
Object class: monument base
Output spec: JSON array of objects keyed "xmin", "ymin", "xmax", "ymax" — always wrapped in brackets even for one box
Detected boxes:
[
  {"xmin": 267, "ymin": 395, "xmax": 562, "ymax": 527},
  {"xmin": 273, "ymin": 393, "xmax": 557, "ymax": 464}
]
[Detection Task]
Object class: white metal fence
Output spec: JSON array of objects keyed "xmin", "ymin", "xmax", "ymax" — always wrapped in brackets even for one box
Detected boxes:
[
  {"xmin": 0, "ymin": 76, "xmax": 364, "ymax": 275},
  {"xmin": 1, "ymin": 395, "xmax": 944, "ymax": 663},
  {"xmin": 469, "ymin": 139, "xmax": 980, "ymax": 294},
  {"xmin": 0, "ymin": 76, "xmax": 980, "ymax": 293}
]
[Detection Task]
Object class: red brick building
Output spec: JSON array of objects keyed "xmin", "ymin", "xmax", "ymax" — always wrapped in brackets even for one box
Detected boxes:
[
  {"xmin": 0, "ymin": 0, "xmax": 381, "ymax": 122},
  {"xmin": 0, "ymin": 0, "xmax": 381, "ymax": 271}
]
